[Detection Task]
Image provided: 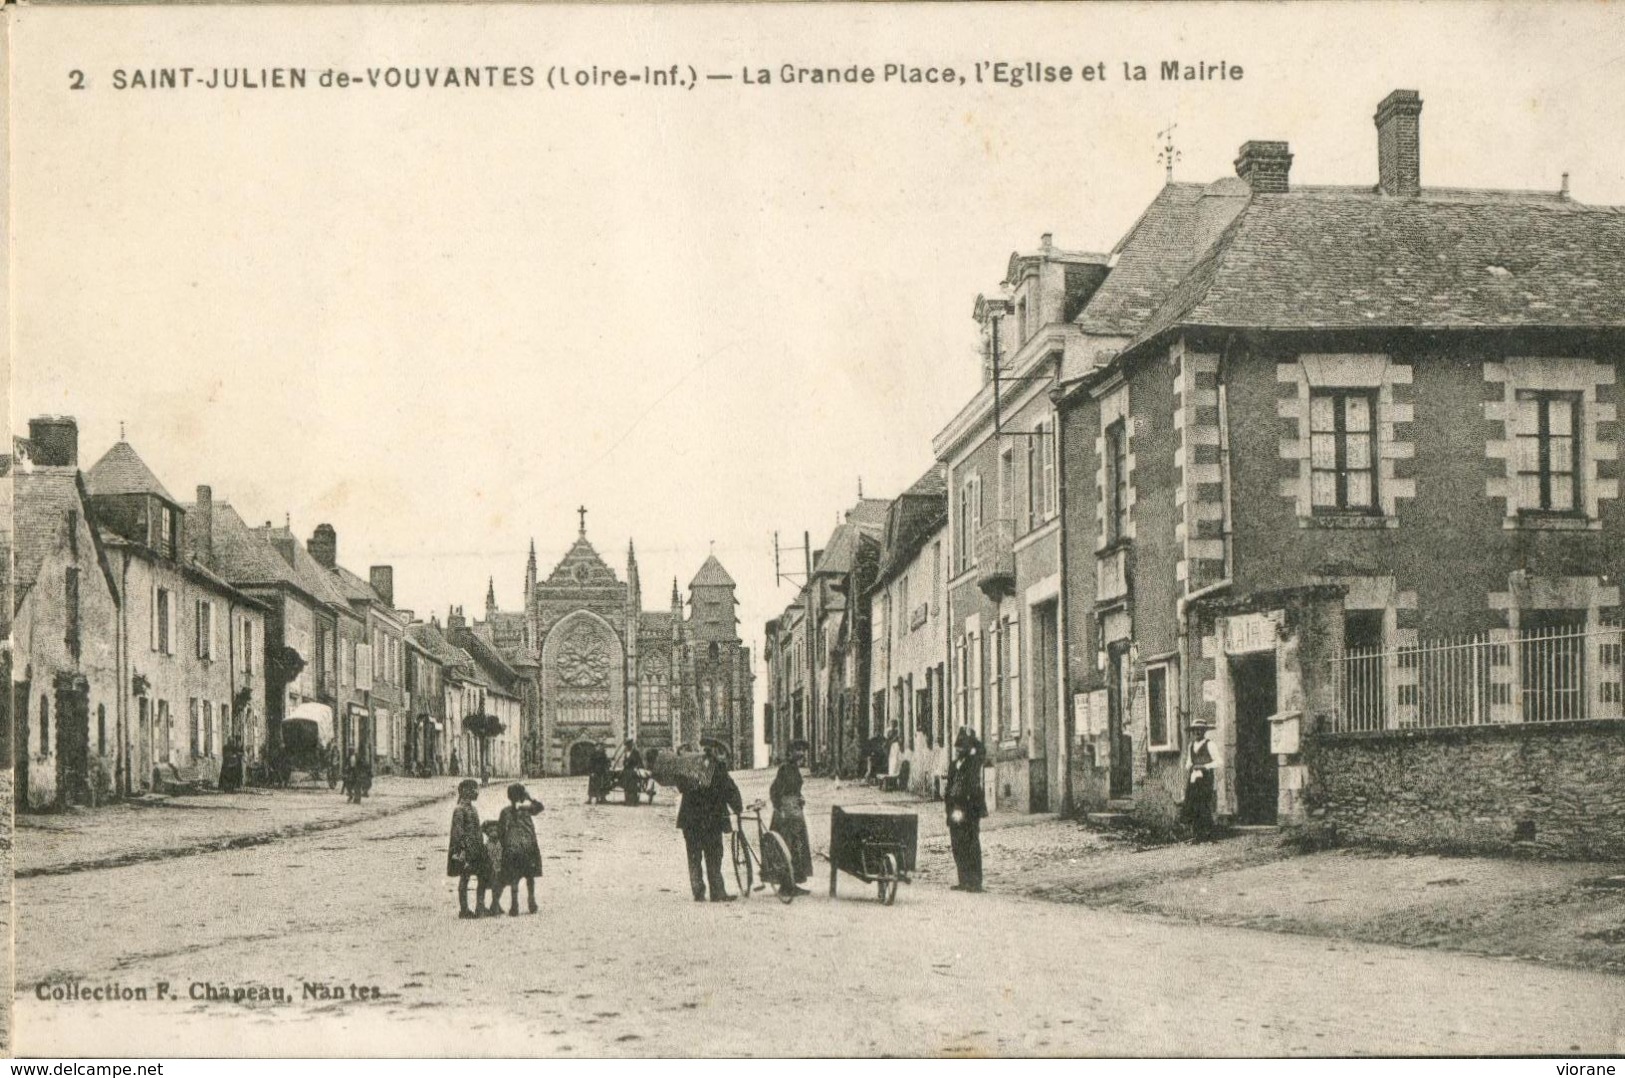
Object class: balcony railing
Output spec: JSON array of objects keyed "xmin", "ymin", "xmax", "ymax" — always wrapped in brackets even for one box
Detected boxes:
[
  {"xmin": 975, "ymin": 519, "xmax": 1016, "ymax": 598},
  {"xmin": 1097, "ymin": 545, "xmax": 1129, "ymax": 604}
]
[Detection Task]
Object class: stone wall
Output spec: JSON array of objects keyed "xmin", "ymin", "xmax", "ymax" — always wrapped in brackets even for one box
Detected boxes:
[{"xmin": 1301, "ymin": 719, "xmax": 1625, "ymax": 859}]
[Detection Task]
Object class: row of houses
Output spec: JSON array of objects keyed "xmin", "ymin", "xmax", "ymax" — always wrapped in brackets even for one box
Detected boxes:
[
  {"xmin": 5, "ymin": 420, "xmax": 523, "ymax": 810},
  {"xmin": 765, "ymin": 89, "xmax": 1625, "ymax": 858}
]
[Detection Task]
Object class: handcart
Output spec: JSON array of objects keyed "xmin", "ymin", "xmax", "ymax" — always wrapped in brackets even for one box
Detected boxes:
[{"xmin": 828, "ymin": 805, "xmax": 917, "ymax": 905}]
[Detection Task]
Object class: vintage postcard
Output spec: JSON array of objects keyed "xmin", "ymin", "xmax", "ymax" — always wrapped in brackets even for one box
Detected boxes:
[{"xmin": 5, "ymin": 0, "xmax": 1624, "ymax": 1060}]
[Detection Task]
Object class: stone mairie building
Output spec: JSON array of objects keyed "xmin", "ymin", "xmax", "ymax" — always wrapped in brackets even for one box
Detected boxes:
[{"xmin": 476, "ymin": 516, "xmax": 753, "ymax": 776}]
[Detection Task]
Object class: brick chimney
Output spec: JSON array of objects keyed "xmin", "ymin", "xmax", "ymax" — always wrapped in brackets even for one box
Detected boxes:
[
  {"xmin": 1375, "ymin": 89, "xmax": 1423, "ymax": 197},
  {"xmin": 370, "ymin": 565, "xmax": 395, "ymax": 607},
  {"xmin": 1234, "ymin": 141, "xmax": 1293, "ymax": 193},
  {"xmin": 447, "ymin": 605, "xmax": 466, "ymax": 631},
  {"xmin": 308, "ymin": 523, "xmax": 337, "ymax": 569},
  {"xmin": 195, "ymin": 486, "xmax": 214, "ymax": 564},
  {"xmin": 28, "ymin": 416, "xmax": 79, "ymax": 467}
]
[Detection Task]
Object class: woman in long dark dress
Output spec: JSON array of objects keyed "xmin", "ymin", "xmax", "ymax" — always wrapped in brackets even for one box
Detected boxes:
[
  {"xmin": 498, "ymin": 783, "xmax": 545, "ymax": 916},
  {"xmin": 769, "ymin": 740, "xmax": 814, "ymax": 893},
  {"xmin": 1182, "ymin": 719, "xmax": 1218, "ymax": 841},
  {"xmin": 620, "ymin": 739, "xmax": 645, "ymax": 806},
  {"xmin": 586, "ymin": 741, "xmax": 612, "ymax": 804}
]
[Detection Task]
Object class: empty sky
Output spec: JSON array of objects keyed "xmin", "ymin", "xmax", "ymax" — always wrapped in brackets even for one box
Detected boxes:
[{"xmin": 11, "ymin": 2, "xmax": 1625, "ymax": 687}]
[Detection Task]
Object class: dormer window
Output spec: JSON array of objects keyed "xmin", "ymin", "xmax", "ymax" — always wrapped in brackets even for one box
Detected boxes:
[{"xmin": 156, "ymin": 502, "xmax": 178, "ymax": 558}]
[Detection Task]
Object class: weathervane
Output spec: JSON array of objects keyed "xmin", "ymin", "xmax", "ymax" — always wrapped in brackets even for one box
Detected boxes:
[{"xmin": 1158, "ymin": 122, "xmax": 1181, "ymax": 183}]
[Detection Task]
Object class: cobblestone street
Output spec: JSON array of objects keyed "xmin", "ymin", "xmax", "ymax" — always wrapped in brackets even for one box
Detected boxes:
[{"xmin": 14, "ymin": 773, "xmax": 1624, "ymax": 1056}]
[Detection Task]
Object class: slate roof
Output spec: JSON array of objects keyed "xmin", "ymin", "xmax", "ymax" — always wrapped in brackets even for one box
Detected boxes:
[
  {"xmin": 182, "ymin": 500, "xmax": 314, "ymax": 600},
  {"xmin": 1124, "ymin": 188, "xmax": 1625, "ymax": 354},
  {"xmin": 874, "ymin": 464, "xmax": 949, "ymax": 588},
  {"xmin": 640, "ymin": 610, "xmax": 675, "ymax": 635},
  {"xmin": 690, "ymin": 555, "xmax": 736, "ymax": 589},
  {"xmin": 900, "ymin": 462, "xmax": 948, "ymax": 501},
  {"xmin": 254, "ymin": 525, "xmax": 355, "ymax": 611},
  {"xmin": 100, "ymin": 528, "xmax": 264, "ymax": 608},
  {"xmin": 846, "ymin": 498, "xmax": 892, "ymax": 532},
  {"xmin": 409, "ymin": 621, "xmax": 472, "ymax": 673},
  {"xmin": 1074, "ymin": 180, "xmax": 1251, "ymax": 337},
  {"xmin": 331, "ymin": 564, "xmax": 387, "ymax": 608},
  {"xmin": 452, "ymin": 627, "xmax": 522, "ymax": 691},
  {"xmin": 12, "ymin": 467, "xmax": 117, "ymax": 610},
  {"xmin": 84, "ymin": 442, "xmax": 177, "ymax": 503},
  {"xmin": 447, "ymin": 645, "xmax": 488, "ymax": 687}
]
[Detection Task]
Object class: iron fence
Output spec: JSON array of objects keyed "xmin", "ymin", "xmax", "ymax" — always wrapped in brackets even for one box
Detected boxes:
[{"xmin": 1329, "ymin": 621, "xmax": 1624, "ymax": 733}]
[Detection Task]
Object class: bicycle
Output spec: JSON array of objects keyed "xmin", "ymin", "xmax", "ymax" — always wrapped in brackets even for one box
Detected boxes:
[{"xmin": 732, "ymin": 800, "xmax": 798, "ymax": 904}]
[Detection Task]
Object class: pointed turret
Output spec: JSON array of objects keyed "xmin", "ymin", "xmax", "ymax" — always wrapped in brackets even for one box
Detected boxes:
[
  {"xmin": 624, "ymin": 538, "xmax": 642, "ymax": 741},
  {"xmin": 485, "ymin": 576, "xmax": 498, "ymax": 618},
  {"xmin": 524, "ymin": 538, "xmax": 538, "ymax": 598}
]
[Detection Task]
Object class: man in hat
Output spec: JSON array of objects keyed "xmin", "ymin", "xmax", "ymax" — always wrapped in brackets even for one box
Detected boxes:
[
  {"xmin": 944, "ymin": 727, "xmax": 988, "ymax": 892},
  {"xmin": 676, "ymin": 743, "xmax": 742, "ymax": 901},
  {"xmin": 1183, "ymin": 718, "xmax": 1218, "ymax": 841}
]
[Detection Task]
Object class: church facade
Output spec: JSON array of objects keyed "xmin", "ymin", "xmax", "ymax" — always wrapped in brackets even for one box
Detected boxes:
[{"xmin": 478, "ymin": 517, "xmax": 754, "ymax": 777}]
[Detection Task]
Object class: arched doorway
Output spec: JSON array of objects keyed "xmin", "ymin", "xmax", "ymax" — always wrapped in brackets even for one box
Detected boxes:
[{"xmin": 567, "ymin": 740, "xmax": 598, "ymax": 776}]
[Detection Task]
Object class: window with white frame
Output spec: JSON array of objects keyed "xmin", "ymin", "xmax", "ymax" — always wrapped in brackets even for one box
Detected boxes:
[
  {"xmin": 153, "ymin": 585, "xmax": 174, "ymax": 655},
  {"xmin": 956, "ymin": 474, "xmax": 982, "ymax": 572},
  {"xmin": 1104, "ymin": 419, "xmax": 1129, "ymax": 542},
  {"xmin": 1310, "ymin": 389, "xmax": 1378, "ymax": 512},
  {"xmin": 1146, "ymin": 662, "xmax": 1176, "ymax": 751},
  {"xmin": 1008, "ymin": 615, "xmax": 1022, "ymax": 736},
  {"xmin": 1000, "ymin": 447, "xmax": 1015, "ymax": 524},
  {"xmin": 956, "ymin": 480, "xmax": 972, "ymax": 572},
  {"xmin": 196, "ymin": 598, "xmax": 215, "ymax": 661},
  {"xmin": 1515, "ymin": 391, "xmax": 1582, "ymax": 514},
  {"xmin": 955, "ymin": 636, "xmax": 969, "ymax": 729},
  {"xmin": 988, "ymin": 621, "xmax": 1001, "ymax": 738},
  {"xmin": 1031, "ymin": 422, "xmax": 1056, "ymax": 526}
]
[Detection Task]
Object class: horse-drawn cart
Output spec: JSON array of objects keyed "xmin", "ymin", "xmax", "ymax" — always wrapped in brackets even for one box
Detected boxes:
[{"xmin": 828, "ymin": 805, "xmax": 917, "ymax": 905}]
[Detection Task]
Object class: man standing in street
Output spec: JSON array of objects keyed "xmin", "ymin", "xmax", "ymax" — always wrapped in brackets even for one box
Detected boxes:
[
  {"xmin": 945, "ymin": 728, "xmax": 988, "ymax": 892},
  {"xmin": 676, "ymin": 745, "xmax": 742, "ymax": 902}
]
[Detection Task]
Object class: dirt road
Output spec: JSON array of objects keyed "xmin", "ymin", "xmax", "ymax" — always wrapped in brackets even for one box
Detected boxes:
[{"xmin": 14, "ymin": 773, "xmax": 1624, "ymax": 1056}]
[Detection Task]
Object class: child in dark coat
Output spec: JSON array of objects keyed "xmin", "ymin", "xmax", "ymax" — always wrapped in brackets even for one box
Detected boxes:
[
  {"xmin": 498, "ymin": 783, "xmax": 545, "ymax": 916},
  {"xmin": 479, "ymin": 819, "xmax": 507, "ymax": 915},
  {"xmin": 445, "ymin": 779, "xmax": 487, "ymax": 919}
]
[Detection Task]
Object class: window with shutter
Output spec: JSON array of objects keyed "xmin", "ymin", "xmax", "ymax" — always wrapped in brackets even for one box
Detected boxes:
[
  {"xmin": 156, "ymin": 587, "xmax": 173, "ymax": 655},
  {"xmin": 1009, "ymin": 619, "xmax": 1023, "ymax": 735}
]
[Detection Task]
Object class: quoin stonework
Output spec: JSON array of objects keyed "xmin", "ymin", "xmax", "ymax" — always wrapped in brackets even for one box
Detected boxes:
[{"xmin": 765, "ymin": 88, "xmax": 1625, "ymax": 858}]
